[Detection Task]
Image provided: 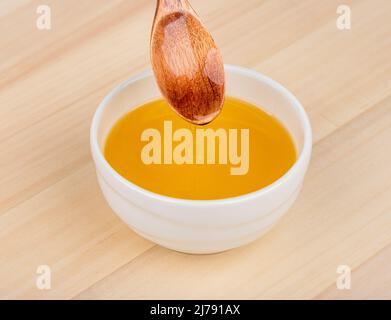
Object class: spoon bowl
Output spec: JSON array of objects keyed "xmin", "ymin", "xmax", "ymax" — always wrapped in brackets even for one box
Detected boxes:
[{"xmin": 151, "ymin": 0, "xmax": 225, "ymax": 125}]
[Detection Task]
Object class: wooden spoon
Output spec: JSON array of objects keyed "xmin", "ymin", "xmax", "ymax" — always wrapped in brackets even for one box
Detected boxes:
[{"xmin": 151, "ymin": 0, "xmax": 225, "ymax": 125}]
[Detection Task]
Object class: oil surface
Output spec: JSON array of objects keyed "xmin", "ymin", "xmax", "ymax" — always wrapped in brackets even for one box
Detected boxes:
[{"xmin": 104, "ymin": 97, "xmax": 296, "ymax": 200}]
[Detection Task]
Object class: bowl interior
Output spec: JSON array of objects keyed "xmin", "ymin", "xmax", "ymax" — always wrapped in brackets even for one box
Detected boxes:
[{"xmin": 95, "ymin": 66, "xmax": 307, "ymax": 166}]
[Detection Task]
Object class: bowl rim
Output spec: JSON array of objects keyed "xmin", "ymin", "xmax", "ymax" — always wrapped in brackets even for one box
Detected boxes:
[{"xmin": 90, "ymin": 64, "xmax": 312, "ymax": 206}]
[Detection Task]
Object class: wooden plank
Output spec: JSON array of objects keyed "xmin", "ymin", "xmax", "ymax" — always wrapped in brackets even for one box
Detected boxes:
[
  {"xmin": 0, "ymin": 163, "xmax": 154, "ymax": 299},
  {"xmin": 0, "ymin": 0, "xmax": 390, "ymax": 299}
]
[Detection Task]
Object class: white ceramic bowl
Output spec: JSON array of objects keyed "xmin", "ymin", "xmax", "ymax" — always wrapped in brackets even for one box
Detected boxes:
[{"xmin": 90, "ymin": 65, "xmax": 312, "ymax": 254}]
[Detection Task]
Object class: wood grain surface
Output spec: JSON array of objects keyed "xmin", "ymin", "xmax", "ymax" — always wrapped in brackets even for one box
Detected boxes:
[{"xmin": 0, "ymin": 0, "xmax": 390, "ymax": 299}]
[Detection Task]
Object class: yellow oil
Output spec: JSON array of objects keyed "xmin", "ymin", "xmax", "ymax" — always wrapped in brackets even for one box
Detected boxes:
[{"xmin": 104, "ymin": 97, "xmax": 296, "ymax": 200}]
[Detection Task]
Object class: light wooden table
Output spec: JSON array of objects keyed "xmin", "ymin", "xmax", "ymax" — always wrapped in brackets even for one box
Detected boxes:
[{"xmin": 1, "ymin": 0, "xmax": 390, "ymax": 300}]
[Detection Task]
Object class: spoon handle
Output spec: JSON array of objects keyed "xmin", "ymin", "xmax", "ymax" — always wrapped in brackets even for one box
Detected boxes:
[{"xmin": 156, "ymin": 0, "xmax": 192, "ymax": 14}]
